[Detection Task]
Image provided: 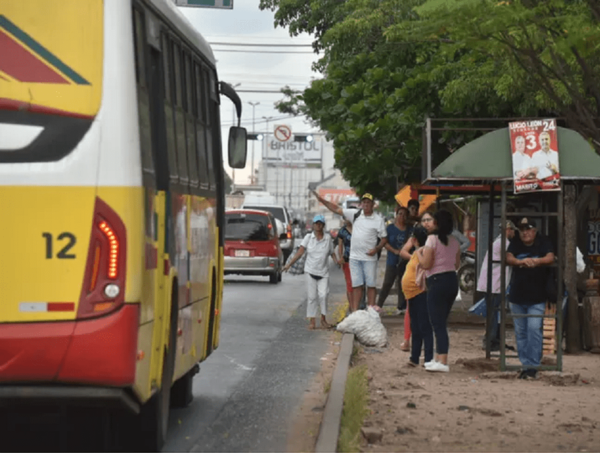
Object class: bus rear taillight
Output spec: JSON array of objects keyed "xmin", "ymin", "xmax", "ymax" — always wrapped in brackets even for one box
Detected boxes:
[{"xmin": 77, "ymin": 198, "xmax": 127, "ymax": 319}]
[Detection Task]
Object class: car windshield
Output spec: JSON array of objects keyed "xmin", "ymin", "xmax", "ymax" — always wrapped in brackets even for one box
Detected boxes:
[
  {"xmin": 225, "ymin": 213, "xmax": 273, "ymax": 241},
  {"xmin": 243, "ymin": 206, "xmax": 286, "ymax": 223}
]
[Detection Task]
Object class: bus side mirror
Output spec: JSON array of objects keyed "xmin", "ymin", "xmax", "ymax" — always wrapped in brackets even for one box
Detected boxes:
[{"xmin": 228, "ymin": 126, "xmax": 247, "ymax": 169}]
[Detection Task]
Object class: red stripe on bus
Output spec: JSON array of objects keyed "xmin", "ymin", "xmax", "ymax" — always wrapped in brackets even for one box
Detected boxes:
[
  {"xmin": 47, "ymin": 302, "xmax": 75, "ymax": 312},
  {"xmin": 0, "ymin": 30, "xmax": 69, "ymax": 84},
  {"xmin": 0, "ymin": 98, "xmax": 94, "ymax": 120}
]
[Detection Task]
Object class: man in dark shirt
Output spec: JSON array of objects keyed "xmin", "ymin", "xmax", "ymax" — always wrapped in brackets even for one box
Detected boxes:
[{"xmin": 506, "ymin": 217, "xmax": 555, "ymax": 379}]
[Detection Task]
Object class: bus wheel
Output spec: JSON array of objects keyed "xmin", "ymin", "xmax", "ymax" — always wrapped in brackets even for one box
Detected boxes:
[
  {"xmin": 170, "ymin": 364, "xmax": 198, "ymax": 408},
  {"xmin": 135, "ymin": 285, "xmax": 178, "ymax": 451}
]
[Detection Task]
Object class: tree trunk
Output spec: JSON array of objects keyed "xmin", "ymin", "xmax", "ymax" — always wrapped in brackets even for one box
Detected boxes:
[{"xmin": 565, "ymin": 184, "xmax": 582, "ymax": 353}]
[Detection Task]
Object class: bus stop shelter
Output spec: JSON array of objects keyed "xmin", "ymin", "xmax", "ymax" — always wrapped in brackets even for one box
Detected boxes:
[{"xmin": 422, "ymin": 126, "xmax": 600, "ymax": 371}]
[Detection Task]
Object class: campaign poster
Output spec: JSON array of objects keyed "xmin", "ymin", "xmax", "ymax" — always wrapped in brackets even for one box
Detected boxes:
[{"xmin": 509, "ymin": 118, "xmax": 560, "ymax": 194}]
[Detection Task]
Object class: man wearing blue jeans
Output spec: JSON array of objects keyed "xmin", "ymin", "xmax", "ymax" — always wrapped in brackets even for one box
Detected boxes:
[{"xmin": 506, "ymin": 217, "xmax": 555, "ymax": 379}]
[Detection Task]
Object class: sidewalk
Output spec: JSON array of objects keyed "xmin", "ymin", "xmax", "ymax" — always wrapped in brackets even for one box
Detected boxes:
[{"xmin": 355, "ymin": 253, "xmax": 600, "ymax": 452}]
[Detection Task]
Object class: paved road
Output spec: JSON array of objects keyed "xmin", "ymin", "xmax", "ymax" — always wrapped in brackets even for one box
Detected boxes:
[
  {"xmin": 165, "ymin": 266, "xmax": 345, "ymax": 452},
  {"xmin": 0, "ymin": 263, "xmax": 346, "ymax": 452}
]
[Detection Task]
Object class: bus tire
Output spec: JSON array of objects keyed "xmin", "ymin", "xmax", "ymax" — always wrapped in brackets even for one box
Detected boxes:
[
  {"xmin": 170, "ymin": 367, "xmax": 195, "ymax": 408},
  {"xmin": 135, "ymin": 284, "xmax": 179, "ymax": 451}
]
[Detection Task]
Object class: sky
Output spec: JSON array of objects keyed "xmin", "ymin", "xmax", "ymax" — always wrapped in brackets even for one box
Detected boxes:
[{"xmin": 176, "ymin": 1, "xmax": 323, "ymax": 184}]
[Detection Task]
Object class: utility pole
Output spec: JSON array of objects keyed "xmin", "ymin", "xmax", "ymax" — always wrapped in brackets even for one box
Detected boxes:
[
  {"xmin": 262, "ymin": 116, "xmax": 273, "ymax": 198},
  {"xmin": 248, "ymin": 101, "xmax": 259, "ymax": 184}
]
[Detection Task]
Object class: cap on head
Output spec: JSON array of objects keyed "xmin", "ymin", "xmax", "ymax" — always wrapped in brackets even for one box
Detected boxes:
[
  {"xmin": 501, "ymin": 220, "xmax": 516, "ymax": 230},
  {"xmin": 312, "ymin": 214, "xmax": 326, "ymax": 224},
  {"xmin": 361, "ymin": 193, "xmax": 374, "ymax": 202},
  {"xmin": 518, "ymin": 217, "xmax": 536, "ymax": 230}
]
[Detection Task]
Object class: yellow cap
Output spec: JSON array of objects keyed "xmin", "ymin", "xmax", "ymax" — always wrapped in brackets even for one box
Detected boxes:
[{"xmin": 362, "ymin": 193, "xmax": 374, "ymax": 201}]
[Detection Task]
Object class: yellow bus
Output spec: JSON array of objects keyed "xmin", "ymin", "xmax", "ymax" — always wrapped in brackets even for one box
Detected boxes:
[{"xmin": 0, "ymin": 0, "xmax": 247, "ymax": 450}]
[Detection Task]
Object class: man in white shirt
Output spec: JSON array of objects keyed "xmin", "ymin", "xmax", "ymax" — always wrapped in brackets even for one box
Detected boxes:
[
  {"xmin": 531, "ymin": 131, "xmax": 559, "ymax": 179},
  {"xmin": 311, "ymin": 191, "xmax": 387, "ymax": 312},
  {"xmin": 512, "ymin": 135, "xmax": 534, "ymax": 180}
]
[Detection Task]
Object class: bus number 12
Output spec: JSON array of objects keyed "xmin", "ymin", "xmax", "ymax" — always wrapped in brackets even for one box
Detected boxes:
[{"xmin": 42, "ymin": 232, "xmax": 77, "ymax": 259}]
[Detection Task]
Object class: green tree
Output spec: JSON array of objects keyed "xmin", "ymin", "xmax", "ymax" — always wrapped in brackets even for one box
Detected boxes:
[
  {"xmin": 397, "ymin": 0, "xmax": 600, "ymax": 149},
  {"xmin": 260, "ymin": 0, "xmax": 552, "ymax": 200}
]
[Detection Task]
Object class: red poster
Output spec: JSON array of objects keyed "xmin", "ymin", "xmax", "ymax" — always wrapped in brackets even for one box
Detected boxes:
[{"xmin": 509, "ymin": 118, "xmax": 560, "ymax": 194}]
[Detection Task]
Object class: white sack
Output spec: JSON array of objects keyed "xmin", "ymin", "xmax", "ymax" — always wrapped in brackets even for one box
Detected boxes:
[{"xmin": 336, "ymin": 306, "xmax": 388, "ymax": 348}]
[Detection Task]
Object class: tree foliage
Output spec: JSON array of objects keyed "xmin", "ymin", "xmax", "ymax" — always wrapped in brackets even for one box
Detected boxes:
[{"xmin": 260, "ymin": 0, "xmax": 600, "ymax": 201}]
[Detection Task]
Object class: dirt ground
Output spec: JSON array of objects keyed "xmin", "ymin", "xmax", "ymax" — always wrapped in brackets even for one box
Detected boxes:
[
  {"xmin": 286, "ymin": 255, "xmax": 600, "ymax": 453},
  {"xmin": 357, "ymin": 313, "xmax": 600, "ymax": 452}
]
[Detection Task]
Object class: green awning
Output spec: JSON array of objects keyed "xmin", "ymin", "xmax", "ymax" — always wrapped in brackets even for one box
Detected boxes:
[{"xmin": 429, "ymin": 127, "xmax": 600, "ymax": 183}]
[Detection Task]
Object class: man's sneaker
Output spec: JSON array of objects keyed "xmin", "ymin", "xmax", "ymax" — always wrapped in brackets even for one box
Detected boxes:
[
  {"xmin": 425, "ymin": 361, "xmax": 449, "ymax": 373},
  {"xmin": 424, "ymin": 360, "xmax": 437, "ymax": 368},
  {"xmin": 517, "ymin": 370, "xmax": 528, "ymax": 379},
  {"xmin": 525, "ymin": 369, "xmax": 538, "ymax": 379}
]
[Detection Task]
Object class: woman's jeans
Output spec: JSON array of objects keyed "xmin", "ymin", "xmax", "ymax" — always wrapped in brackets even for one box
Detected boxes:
[
  {"xmin": 426, "ymin": 271, "xmax": 459, "ymax": 355},
  {"xmin": 377, "ymin": 262, "xmax": 406, "ymax": 309},
  {"xmin": 409, "ymin": 292, "xmax": 433, "ymax": 364},
  {"xmin": 509, "ymin": 302, "xmax": 545, "ymax": 368}
]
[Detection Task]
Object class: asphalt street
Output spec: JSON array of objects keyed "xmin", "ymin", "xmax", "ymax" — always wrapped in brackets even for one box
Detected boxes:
[{"xmin": 165, "ymin": 264, "xmax": 346, "ymax": 452}]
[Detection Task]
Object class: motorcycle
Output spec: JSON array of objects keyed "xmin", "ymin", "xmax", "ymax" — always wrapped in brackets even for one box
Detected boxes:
[{"xmin": 457, "ymin": 251, "xmax": 476, "ymax": 295}]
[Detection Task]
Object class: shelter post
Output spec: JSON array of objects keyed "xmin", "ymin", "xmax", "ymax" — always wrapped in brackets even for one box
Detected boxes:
[
  {"xmin": 564, "ymin": 184, "xmax": 581, "ymax": 353},
  {"xmin": 499, "ymin": 183, "xmax": 507, "ymax": 370},
  {"xmin": 485, "ymin": 185, "xmax": 495, "ymax": 359}
]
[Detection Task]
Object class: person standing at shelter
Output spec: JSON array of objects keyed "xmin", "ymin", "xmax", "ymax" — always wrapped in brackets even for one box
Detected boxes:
[
  {"xmin": 476, "ymin": 220, "xmax": 516, "ymax": 351},
  {"xmin": 506, "ymin": 217, "xmax": 555, "ymax": 379},
  {"xmin": 337, "ymin": 219, "xmax": 353, "ymax": 306},
  {"xmin": 377, "ymin": 206, "xmax": 412, "ymax": 310},
  {"xmin": 407, "ymin": 199, "xmax": 420, "ymax": 226},
  {"xmin": 416, "ymin": 210, "xmax": 461, "ymax": 373},
  {"xmin": 398, "ymin": 211, "xmax": 437, "ymax": 351},
  {"xmin": 401, "ymin": 226, "xmax": 433, "ymax": 367},
  {"xmin": 311, "ymin": 190, "xmax": 387, "ymax": 312},
  {"xmin": 283, "ymin": 214, "xmax": 339, "ymax": 330}
]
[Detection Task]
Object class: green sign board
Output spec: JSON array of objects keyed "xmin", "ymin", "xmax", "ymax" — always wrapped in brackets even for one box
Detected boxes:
[{"xmin": 174, "ymin": 0, "xmax": 233, "ymax": 8}]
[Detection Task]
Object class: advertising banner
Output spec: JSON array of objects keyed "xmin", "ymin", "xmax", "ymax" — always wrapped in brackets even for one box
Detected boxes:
[
  {"xmin": 509, "ymin": 118, "xmax": 560, "ymax": 194},
  {"xmin": 264, "ymin": 136, "xmax": 323, "ymax": 167}
]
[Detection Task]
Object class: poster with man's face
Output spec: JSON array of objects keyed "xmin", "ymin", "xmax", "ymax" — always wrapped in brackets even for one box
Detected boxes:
[{"xmin": 509, "ymin": 118, "xmax": 560, "ymax": 194}]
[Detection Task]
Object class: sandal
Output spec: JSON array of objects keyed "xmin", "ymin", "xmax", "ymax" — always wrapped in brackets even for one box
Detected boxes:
[{"xmin": 400, "ymin": 341, "xmax": 410, "ymax": 351}]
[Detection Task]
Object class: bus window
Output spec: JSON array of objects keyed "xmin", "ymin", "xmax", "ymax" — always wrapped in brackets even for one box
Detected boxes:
[
  {"xmin": 203, "ymin": 67, "xmax": 215, "ymax": 189},
  {"xmin": 194, "ymin": 63, "xmax": 209, "ymax": 188},
  {"xmin": 173, "ymin": 41, "xmax": 189, "ymax": 188},
  {"xmin": 132, "ymin": 8, "xmax": 154, "ymax": 181},
  {"xmin": 161, "ymin": 35, "xmax": 178, "ymax": 184},
  {"xmin": 184, "ymin": 52, "xmax": 199, "ymax": 188}
]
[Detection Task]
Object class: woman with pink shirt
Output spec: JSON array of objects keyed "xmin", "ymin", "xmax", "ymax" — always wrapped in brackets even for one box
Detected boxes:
[{"xmin": 416, "ymin": 210, "xmax": 461, "ymax": 372}]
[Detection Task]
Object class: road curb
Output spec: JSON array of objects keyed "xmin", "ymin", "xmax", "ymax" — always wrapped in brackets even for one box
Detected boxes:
[{"xmin": 315, "ymin": 332, "xmax": 354, "ymax": 453}]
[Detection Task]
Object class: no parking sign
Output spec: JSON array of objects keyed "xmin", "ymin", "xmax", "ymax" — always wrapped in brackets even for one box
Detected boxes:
[{"xmin": 274, "ymin": 124, "xmax": 292, "ymax": 142}]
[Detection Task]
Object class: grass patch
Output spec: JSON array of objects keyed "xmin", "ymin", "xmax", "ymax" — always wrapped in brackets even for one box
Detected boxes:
[{"xmin": 337, "ymin": 364, "xmax": 369, "ymax": 453}]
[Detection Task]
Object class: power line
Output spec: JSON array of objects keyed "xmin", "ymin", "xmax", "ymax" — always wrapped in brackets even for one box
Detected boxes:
[
  {"xmin": 210, "ymin": 42, "xmax": 313, "ymax": 47},
  {"xmin": 214, "ymin": 49, "xmax": 314, "ymax": 54},
  {"xmin": 238, "ymin": 89, "xmax": 291, "ymax": 93}
]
